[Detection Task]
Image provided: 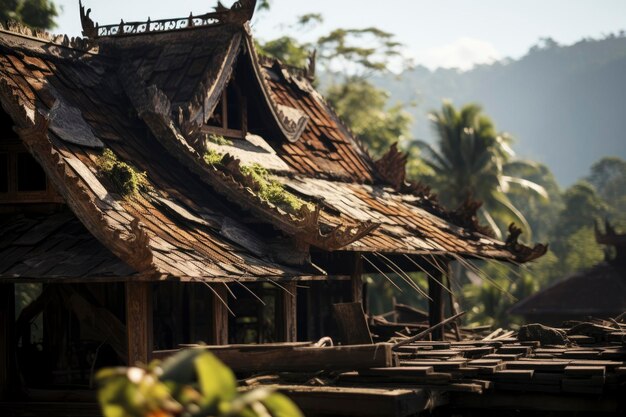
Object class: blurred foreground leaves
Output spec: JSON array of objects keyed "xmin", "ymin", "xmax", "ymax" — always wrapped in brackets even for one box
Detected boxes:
[{"xmin": 97, "ymin": 349, "xmax": 303, "ymax": 417}]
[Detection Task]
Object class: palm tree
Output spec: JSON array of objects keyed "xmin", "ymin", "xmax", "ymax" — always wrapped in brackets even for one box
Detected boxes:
[{"xmin": 416, "ymin": 101, "xmax": 547, "ymax": 239}]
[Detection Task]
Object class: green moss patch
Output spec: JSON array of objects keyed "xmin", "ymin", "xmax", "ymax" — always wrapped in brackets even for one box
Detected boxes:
[
  {"xmin": 240, "ymin": 163, "xmax": 306, "ymax": 211},
  {"xmin": 203, "ymin": 148, "xmax": 224, "ymax": 166},
  {"xmin": 97, "ymin": 149, "xmax": 150, "ymax": 196},
  {"xmin": 208, "ymin": 134, "xmax": 233, "ymax": 146}
]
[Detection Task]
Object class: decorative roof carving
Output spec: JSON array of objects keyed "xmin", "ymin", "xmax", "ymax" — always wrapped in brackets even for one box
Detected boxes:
[
  {"xmin": 80, "ymin": 0, "xmax": 256, "ymax": 40},
  {"xmin": 448, "ymin": 196, "xmax": 495, "ymax": 238},
  {"xmin": 595, "ymin": 219, "xmax": 626, "ymax": 247},
  {"xmin": 374, "ymin": 142, "xmax": 407, "ymax": 189},
  {"xmin": 117, "ymin": 65, "xmax": 376, "ymax": 250},
  {"xmin": 306, "ymin": 49, "xmax": 316, "ymax": 81},
  {"xmin": 504, "ymin": 223, "xmax": 548, "ymax": 263},
  {"xmin": 244, "ymin": 35, "xmax": 309, "ymax": 143},
  {"xmin": 595, "ymin": 220, "xmax": 626, "ymax": 265},
  {"xmin": 305, "ymin": 221, "xmax": 380, "ymax": 251}
]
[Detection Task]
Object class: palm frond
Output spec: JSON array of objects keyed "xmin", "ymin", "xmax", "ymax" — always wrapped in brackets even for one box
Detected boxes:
[{"xmin": 501, "ymin": 176, "xmax": 549, "ymax": 200}]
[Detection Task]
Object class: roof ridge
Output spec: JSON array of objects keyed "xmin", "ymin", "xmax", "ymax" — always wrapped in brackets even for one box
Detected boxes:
[
  {"xmin": 80, "ymin": 0, "xmax": 256, "ymax": 40},
  {"xmin": 0, "ymin": 21, "xmax": 97, "ymax": 53}
]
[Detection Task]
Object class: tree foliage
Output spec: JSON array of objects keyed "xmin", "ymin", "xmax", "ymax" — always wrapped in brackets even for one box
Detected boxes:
[
  {"xmin": 415, "ymin": 101, "xmax": 547, "ymax": 238},
  {"xmin": 463, "ymin": 158, "xmax": 625, "ymax": 328},
  {"xmin": 325, "ymin": 78, "xmax": 412, "ymax": 157},
  {"xmin": 0, "ymin": 0, "xmax": 58, "ymax": 29},
  {"xmin": 256, "ymin": 14, "xmax": 413, "ymax": 158}
]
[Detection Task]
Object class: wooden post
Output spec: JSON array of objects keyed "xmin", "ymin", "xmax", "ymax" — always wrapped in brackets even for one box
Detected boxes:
[
  {"xmin": 445, "ymin": 273, "xmax": 462, "ymax": 341},
  {"xmin": 210, "ymin": 284, "xmax": 228, "ymax": 345},
  {"xmin": 0, "ymin": 284, "xmax": 15, "ymax": 400},
  {"xmin": 428, "ymin": 267, "xmax": 445, "ymax": 341},
  {"xmin": 277, "ymin": 282, "xmax": 297, "ymax": 342},
  {"xmin": 125, "ymin": 282, "xmax": 153, "ymax": 366},
  {"xmin": 350, "ymin": 253, "xmax": 364, "ymax": 303}
]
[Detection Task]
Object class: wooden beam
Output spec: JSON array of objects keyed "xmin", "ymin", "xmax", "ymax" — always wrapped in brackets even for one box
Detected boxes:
[
  {"xmin": 428, "ymin": 267, "xmax": 445, "ymax": 341},
  {"xmin": 200, "ymin": 125, "xmax": 245, "ymax": 140},
  {"xmin": 0, "ymin": 284, "xmax": 14, "ymax": 400},
  {"xmin": 210, "ymin": 284, "xmax": 228, "ymax": 345},
  {"xmin": 277, "ymin": 282, "xmax": 297, "ymax": 342},
  {"xmin": 153, "ymin": 343, "xmax": 395, "ymax": 373},
  {"xmin": 221, "ymin": 89, "xmax": 228, "ymax": 129},
  {"xmin": 254, "ymin": 385, "xmax": 431, "ymax": 417},
  {"xmin": 125, "ymin": 282, "xmax": 153, "ymax": 366},
  {"xmin": 350, "ymin": 254, "xmax": 364, "ymax": 303}
]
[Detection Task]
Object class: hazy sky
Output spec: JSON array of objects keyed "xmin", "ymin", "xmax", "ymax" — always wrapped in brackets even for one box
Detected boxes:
[{"xmin": 57, "ymin": 1, "xmax": 626, "ymax": 70}]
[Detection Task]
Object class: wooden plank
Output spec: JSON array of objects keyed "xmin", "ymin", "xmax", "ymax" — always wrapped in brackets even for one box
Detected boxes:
[
  {"xmin": 333, "ymin": 302, "xmax": 373, "ymax": 345},
  {"xmin": 506, "ymin": 361, "xmax": 570, "ymax": 372},
  {"xmin": 155, "ymin": 343, "xmax": 394, "ymax": 373},
  {"xmin": 400, "ymin": 360, "xmax": 467, "ymax": 372},
  {"xmin": 359, "ymin": 366, "xmax": 434, "ymax": 377},
  {"xmin": 210, "ymin": 284, "xmax": 228, "ymax": 345},
  {"xmin": 276, "ymin": 282, "xmax": 297, "ymax": 342},
  {"xmin": 492, "ymin": 369, "xmax": 534, "ymax": 381},
  {"xmin": 450, "ymin": 391, "xmax": 620, "ymax": 412},
  {"xmin": 125, "ymin": 282, "xmax": 153, "ymax": 365},
  {"xmin": 564, "ymin": 366, "xmax": 606, "ymax": 377},
  {"xmin": 261, "ymin": 385, "xmax": 431, "ymax": 417}
]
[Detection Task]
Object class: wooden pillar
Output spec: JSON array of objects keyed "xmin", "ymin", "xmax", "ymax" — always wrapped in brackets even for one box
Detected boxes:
[
  {"xmin": 350, "ymin": 253, "xmax": 364, "ymax": 303},
  {"xmin": 125, "ymin": 282, "xmax": 153, "ymax": 366},
  {"xmin": 210, "ymin": 284, "xmax": 228, "ymax": 345},
  {"xmin": 277, "ymin": 282, "xmax": 297, "ymax": 342},
  {"xmin": 0, "ymin": 284, "xmax": 15, "ymax": 400},
  {"xmin": 428, "ymin": 268, "xmax": 445, "ymax": 341}
]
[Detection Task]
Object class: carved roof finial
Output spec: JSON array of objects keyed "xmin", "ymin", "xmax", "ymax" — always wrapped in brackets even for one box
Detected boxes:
[
  {"xmin": 79, "ymin": 0, "xmax": 98, "ymax": 38},
  {"xmin": 306, "ymin": 49, "xmax": 316, "ymax": 81},
  {"xmin": 374, "ymin": 142, "xmax": 407, "ymax": 189},
  {"xmin": 595, "ymin": 219, "xmax": 626, "ymax": 264},
  {"xmin": 505, "ymin": 223, "xmax": 548, "ymax": 262},
  {"xmin": 216, "ymin": 0, "xmax": 257, "ymax": 24}
]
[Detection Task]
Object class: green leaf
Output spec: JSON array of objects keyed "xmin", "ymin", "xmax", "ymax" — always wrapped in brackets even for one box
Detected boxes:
[
  {"xmin": 194, "ymin": 352, "xmax": 237, "ymax": 405},
  {"xmin": 159, "ymin": 348, "xmax": 205, "ymax": 384},
  {"xmin": 262, "ymin": 392, "xmax": 304, "ymax": 417}
]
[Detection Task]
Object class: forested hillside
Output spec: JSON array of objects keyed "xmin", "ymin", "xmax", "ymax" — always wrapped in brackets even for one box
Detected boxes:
[{"xmin": 375, "ymin": 35, "xmax": 626, "ymax": 185}]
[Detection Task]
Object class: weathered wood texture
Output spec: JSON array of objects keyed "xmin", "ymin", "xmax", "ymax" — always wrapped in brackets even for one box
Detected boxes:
[
  {"xmin": 0, "ymin": 284, "xmax": 15, "ymax": 400},
  {"xmin": 428, "ymin": 267, "xmax": 445, "ymax": 341},
  {"xmin": 260, "ymin": 385, "xmax": 431, "ymax": 417},
  {"xmin": 210, "ymin": 284, "xmax": 229, "ymax": 345},
  {"xmin": 125, "ymin": 282, "xmax": 153, "ymax": 365},
  {"xmin": 153, "ymin": 343, "xmax": 394, "ymax": 373},
  {"xmin": 276, "ymin": 282, "xmax": 297, "ymax": 342},
  {"xmin": 350, "ymin": 254, "xmax": 363, "ymax": 303},
  {"xmin": 332, "ymin": 302, "xmax": 373, "ymax": 345}
]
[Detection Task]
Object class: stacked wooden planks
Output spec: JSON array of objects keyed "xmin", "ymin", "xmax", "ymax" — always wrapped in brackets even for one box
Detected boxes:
[{"xmin": 335, "ymin": 321, "xmax": 626, "ymax": 397}]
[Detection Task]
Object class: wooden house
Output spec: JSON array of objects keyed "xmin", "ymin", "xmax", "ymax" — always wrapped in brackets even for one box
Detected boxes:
[
  {"xmin": 511, "ymin": 221, "xmax": 626, "ymax": 325},
  {"xmin": 0, "ymin": 0, "xmax": 546, "ymax": 412}
]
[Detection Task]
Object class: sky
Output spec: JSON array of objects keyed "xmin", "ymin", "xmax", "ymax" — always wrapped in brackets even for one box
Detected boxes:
[{"xmin": 55, "ymin": 0, "xmax": 626, "ymax": 70}]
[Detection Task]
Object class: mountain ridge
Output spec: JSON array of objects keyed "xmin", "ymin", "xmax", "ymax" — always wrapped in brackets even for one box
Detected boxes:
[{"xmin": 373, "ymin": 35, "xmax": 626, "ymax": 185}]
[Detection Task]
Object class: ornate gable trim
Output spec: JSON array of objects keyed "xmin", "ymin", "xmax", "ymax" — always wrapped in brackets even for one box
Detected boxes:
[
  {"xmin": 80, "ymin": 0, "xmax": 256, "ymax": 39},
  {"xmin": 242, "ymin": 32, "xmax": 309, "ymax": 143},
  {"xmin": 0, "ymin": 78, "xmax": 158, "ymax": 275}
]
